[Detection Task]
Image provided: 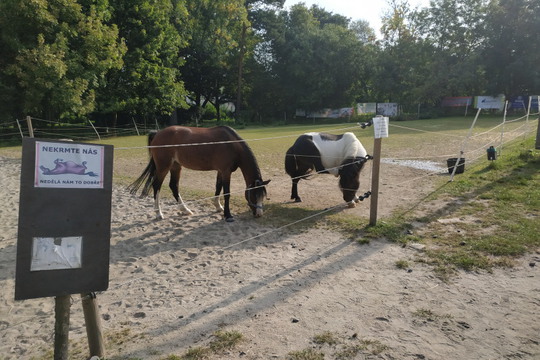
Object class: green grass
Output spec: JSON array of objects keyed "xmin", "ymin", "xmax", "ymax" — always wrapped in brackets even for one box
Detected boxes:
[
  {"xmin": 171, "ymin": 330, "xmax": 244, "ymax": 360},
  {"xmin": 413, "ymin": 137, "xmax": 540, "ymax": 278},
  {"xmin": 287, "ymin": 331, "xmax": 390, "ymax": 359}
]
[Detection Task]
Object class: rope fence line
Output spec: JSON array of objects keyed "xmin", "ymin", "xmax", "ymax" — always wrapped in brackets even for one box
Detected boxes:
[
  {"xmin": 7, "ymin": 120, "xmax": 532, "ymax": 333},
  {"xmin": 2, "ymin": 114, "xmax": 538, "ymax": 335},
  {"xmin": 178, "ymin": 157, "xmax": 372, "ymax": 207},
  {"xmin": 87, "ymin": 201, "xmax": 349, "ymax": 293},
  {"xmin": 171, "ymin": 117, "xmax": 535, "ymax": 209}
]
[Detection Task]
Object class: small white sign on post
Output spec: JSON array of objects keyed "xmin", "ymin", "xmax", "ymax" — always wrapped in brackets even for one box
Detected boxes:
[
  {"xmin": 31, "ymin": 236, "xmax": 83, "ymax": 271},
  {"xmin": 373, "ymin": 116, "xmax": 389, "ymax": 138},
  {"xmin": 34, "ymin": 141, "xmax": 105, "ymax": 189}
]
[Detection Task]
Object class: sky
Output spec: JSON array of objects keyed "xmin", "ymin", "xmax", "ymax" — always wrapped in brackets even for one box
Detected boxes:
[{"xmin": 283, "ymin": 0, "xmax": 431, "ymax": 37}]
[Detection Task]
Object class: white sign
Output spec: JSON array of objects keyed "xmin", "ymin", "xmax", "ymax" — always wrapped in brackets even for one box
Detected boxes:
[
  {"xmin": 357, "ymin": 103, "xmax": 377, "ymax": 114},
  {"xmin": 373, "ymin": 116, "xmax": 389, "ymax": 138},
  {"xmin": 30, "ymin": 236, "xmax": 82, "ymax": 271},
  {"xmin": 474, "ymin": 95, "xmax": 505, "ymax": 110},
  {"xmin": 34, "ymin": 141, "xmax": 105, "ymax": 188},
  {"xmin": 377, "ymin": 103, "xmax": 398, "ymax": 116}
]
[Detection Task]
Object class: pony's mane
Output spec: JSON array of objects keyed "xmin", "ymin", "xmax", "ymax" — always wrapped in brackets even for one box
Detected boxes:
[{"xmin": 220, "ymin": 126, "xmax": 262, "ymax": 178}]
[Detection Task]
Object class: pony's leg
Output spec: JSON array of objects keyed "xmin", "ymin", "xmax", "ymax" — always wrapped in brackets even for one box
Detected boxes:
[
  {"xmin": 169, "ymin": 164, "xmax": 193, "ymax": 216},
  {"xmin": 213, "ymin": 174, "xmax": 224, "ymax": 212},
  {"xmin": 291, "ymin": 178, "xmax": 302, "ymax": 202},
  {"xmin": 221, "ymin": 173, "xmax": 234, "ymax": 222}
]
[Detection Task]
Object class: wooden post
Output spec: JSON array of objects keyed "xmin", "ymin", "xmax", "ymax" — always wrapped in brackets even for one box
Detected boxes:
[
  {"xmin": 369, "ymin": 116, "xmax": 388, "ymax": 227},
  {"xmin": 88, "ymin": 120, "xmax": 101, "ymax": 140},
  {"xmin": 26, "ymin": 116, "xmax": 34, "ymax": 138},
  {"xmin": 81, "ymin": 293, "xmax": 105, "ymax": 358},
  {"xmin": 16, "ymin": 119, "xmax": 23, "ymax": 138},
  {"xmin": 533, "ymin": 96, "xmax": 540, "ymax": 149},
  {"xmin": 450, "ymin": 108, "xmax": 481, "ymax": 181},
  {"xmin": 54, "ymin": 295, "xmax": 71, "ymax": 360},
  {"xmin": 499, "ymin": 101, "xmax": 508, "ymax": 157},
  {"xmin": 369, "ymin": 137, "xmax": 382, "ymax": 226},
  {"xmin": 132, "ymin": 117, "xmax": 140, "ymax": 136},
  {"xmin": 536, "ymin": 114, "xmax": 540, "ymax": 149}
]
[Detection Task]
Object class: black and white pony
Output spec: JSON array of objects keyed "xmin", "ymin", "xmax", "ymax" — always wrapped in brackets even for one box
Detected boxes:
[{"xmin": 285, "ymin": 132, "xmax": 370, "ymax": 207}]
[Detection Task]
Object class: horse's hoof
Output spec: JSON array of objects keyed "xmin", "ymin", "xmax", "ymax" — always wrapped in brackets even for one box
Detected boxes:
[
  {"xmin": 225, "ymin": 217, "xmax": 235, "ymax": 222},
  {"xmin": 294, "ymin": 198, "xmax": 302, "ymax": 203},
  {"xmin": 347, "ymin": 202, "xmax": 356, "ymax": 208}
]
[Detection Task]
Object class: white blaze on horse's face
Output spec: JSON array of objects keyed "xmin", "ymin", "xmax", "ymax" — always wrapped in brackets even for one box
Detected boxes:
[{"xmin": 246, "ymin": 179, "xmax": 270, "ymax": 218}]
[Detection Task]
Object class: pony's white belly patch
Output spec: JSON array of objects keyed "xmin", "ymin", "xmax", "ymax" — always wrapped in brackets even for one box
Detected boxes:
[{"xmin": 306, "ymin": 132, "xmax": 366, "ymax": 175}]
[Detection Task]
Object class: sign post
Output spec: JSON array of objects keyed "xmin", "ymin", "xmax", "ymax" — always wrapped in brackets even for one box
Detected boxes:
[
  {"xmin": 369, "ymin": 116, "xmax": 388, "ymax": 226},
  {"xmin": 15, "ymin": 138, "xmax": 113, "ymax": 359}
]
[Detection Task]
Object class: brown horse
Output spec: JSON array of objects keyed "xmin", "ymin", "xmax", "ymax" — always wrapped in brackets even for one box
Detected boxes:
[{"xmin": 129, "ymin": 126, "xmax": 270, "ymax": 222}]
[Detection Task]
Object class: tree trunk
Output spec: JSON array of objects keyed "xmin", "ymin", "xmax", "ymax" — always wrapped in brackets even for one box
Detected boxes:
[{"xmin": 235, "ymin": 22, "xmax": 248, "ymax": 124}]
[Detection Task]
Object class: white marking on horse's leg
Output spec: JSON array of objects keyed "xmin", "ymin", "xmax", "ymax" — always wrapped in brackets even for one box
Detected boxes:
[
  {"xmin": 154, "ymin": 190, "xmax": 164, "ymax": 220},
  {"xmin": 178, "ymin": 193, "xmax": 193, "ymax": 215},
  {"xmin": 213, "ymin": 196, "xmax": 224, "ymax": 212},
  {"xmin": 354, "ymin": 195, "xmax": 360, "ymax": 203}
]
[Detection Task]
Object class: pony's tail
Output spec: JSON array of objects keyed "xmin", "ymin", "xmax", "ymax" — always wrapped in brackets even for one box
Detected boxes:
[
  {"xmin": 284, "ymin": 149, "xmax": 297, "ymax": 177},
  {"xmin": 128, "ymin": 130, "xmax": 158, "ymax": 197}
]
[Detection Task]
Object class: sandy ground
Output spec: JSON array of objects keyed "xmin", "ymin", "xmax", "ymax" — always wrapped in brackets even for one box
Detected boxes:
[{"xmin": 1, "ymin": 141, "xmax": 539, "ymax": 360}]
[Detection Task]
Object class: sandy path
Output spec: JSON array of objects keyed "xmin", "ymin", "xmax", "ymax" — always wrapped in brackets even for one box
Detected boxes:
[{"xmin": 1, "ymin": 154, "xmax": 538, "ymax": 359}]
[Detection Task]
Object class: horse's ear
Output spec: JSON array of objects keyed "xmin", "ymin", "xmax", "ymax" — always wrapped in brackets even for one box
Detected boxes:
[{"xmin": 262, "ymin": 179, "xmax": 270, "ymax": 185}]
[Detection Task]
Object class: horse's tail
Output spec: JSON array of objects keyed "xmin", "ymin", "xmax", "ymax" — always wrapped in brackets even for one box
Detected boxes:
[
  {"xmin": 147, "ymin": 130, "xmax": 158, "ymax": 153},
  {"xmin": 128, "ymin": 158, "xmax": 156, "ymax": 197},
  {"xmin": 128, "ymin": 130, "xmax": 159, "ymax": 197}
]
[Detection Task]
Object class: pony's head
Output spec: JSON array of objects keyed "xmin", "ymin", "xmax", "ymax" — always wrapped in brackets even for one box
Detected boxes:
[
  {"xmin": 338, "ymin": 157, "xmax": 367, "ymax": 205},
  {"xmin": 245, "ymin": 179, "xmax": 271, "ymax": 217}
]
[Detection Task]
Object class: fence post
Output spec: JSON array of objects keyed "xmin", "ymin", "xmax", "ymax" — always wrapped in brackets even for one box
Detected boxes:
[
  {"xmin": 499, "ymin": 101, "xmax": 508, "ymax": 157},
  {"xmin": 132, "ymin": 117, "xmax": 140, "ymax": 136},
  {"xmin": 369, "ymin": 137, "xmax": 382, "ymax": 226},
  {"xmin": 369, "ymin": 116, "xmax": 388, "ymax": 226},
  {"xmin": 450, "ymin": 108, "xmax": 481, "ymax": 181},
  {"xmin": 54, "ymin": 295, "xmax": 71, "ymax": 360},
  {"xmin": 535, "ymin": 96, "xmax": 540, "ymax": 149},
  {"xmin": 88, "ymin": 119, "xmax": 101, "ymax": 140},
  {"xmin": 81, "ymin": 293, "xmax": 105, "ymax": 358},
  {"xmin": 16, "ymin": 119, "xmax": 23, "ymax": 138},
  {"xmin": 26, "ymin": 116, "xmax": 34, "ymax": 138}
]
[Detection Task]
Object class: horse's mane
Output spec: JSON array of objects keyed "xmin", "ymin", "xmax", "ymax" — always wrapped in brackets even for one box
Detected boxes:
[{"xmin": 220, "ymin": 126, "xmax": 262, "ymax": 178}]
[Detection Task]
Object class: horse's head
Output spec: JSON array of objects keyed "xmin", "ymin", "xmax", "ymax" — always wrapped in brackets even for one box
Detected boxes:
[
  {"xmin": 246, "ymin": 179, "xmax": 271, "ymax": 217},
  {"xmin": 338, "ymin": 157, "xmax": 367, "ymax": 204}
]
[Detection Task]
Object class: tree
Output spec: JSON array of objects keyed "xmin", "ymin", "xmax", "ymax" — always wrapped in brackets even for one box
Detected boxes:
[
  {"xmin": 374, "ymin": 0, "xmax": 430, "ymax": 104},
  {"xmin": 180, "ymin": 0, "xmax": 248, "ymax": 124},
  {"xmin": 101, "ymin": 0, "xmax": 188, "ymax": 121},
  {"xmin": 482, "ymin": 0, "xmax": 540, "ymax": 97},
  {"xmin": 258, "ymin": 4, "xmax": 368, "ymax": 116},
  {"xmin": 414, "ymin": 0, "xmax": 488, "ymax": 99},
  {"xmin": 0, "ymin": 0, "xmax": 125, "ymax": 122},
  {"xmin": 349, "ymin": 19, "xmax": 377, "ymax": 45},
  {"xmin": 235, "ymin": 1, "xmax": 286, "ymax": 122}
]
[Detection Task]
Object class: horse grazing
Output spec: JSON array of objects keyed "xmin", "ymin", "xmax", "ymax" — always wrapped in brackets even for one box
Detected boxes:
[
  {"xmin": 129, "ymin": 126, "xmax": 270, "ymax": 222},
  {"xmin": 285, "ymin": 132, "xmax": 369, "ymax": 207}
]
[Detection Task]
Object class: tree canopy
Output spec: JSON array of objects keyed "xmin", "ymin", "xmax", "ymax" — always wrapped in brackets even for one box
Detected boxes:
[{"xmin": 0, "ymin": 0, "xmax": 538, "ymax": 125}]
